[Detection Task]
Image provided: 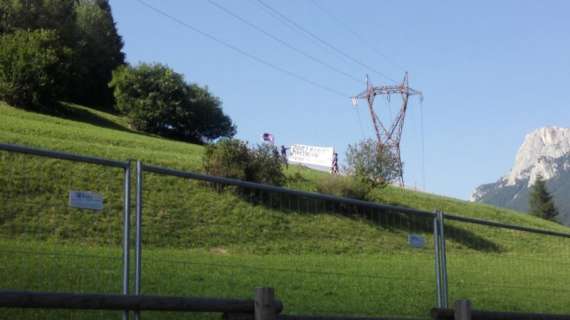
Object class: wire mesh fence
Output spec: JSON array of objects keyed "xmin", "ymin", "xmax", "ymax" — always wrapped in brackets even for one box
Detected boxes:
[
  {"xmin": 0, "ymin": 147, "xmax": 129, "ymax": 320},
  {"xmin": 138, "ymin": 164, "xmax": 437, "ymax": 319},
  {"xmin": 4, "ymin": 144, "xmax": 570, "ymax": 319},
  {"xmin": 443, "ymin": 216, "xmax": 570, "ymax": 314}
]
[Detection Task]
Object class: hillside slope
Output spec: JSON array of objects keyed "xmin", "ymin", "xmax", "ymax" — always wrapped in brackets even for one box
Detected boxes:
[
  {"xmin": 2, "ymin": 102, "xmax": 570, "ymax": 319},
  {"xmin": 1, "ymin": 102, "xmax": 565, "ymax": 231}
]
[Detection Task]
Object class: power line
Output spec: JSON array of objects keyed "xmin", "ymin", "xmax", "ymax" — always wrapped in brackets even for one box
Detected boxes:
[
  {"xmin": 414, "ymin": 100, "xmax": 426, "ymax": 192},
  {"xmin": 253, "ymin": 0, "xmax": 397, "ymax": 83},
  {"xmin": 354, "ymin": 106, "xmax": 366, "ymax": 139},
  {"xmin": 135, "ymin": 0, "xmax": 349, "ymax": 98},
  {"xmin": 207, "ymin": 0, "xmax": 362, "ymax": 85},
  {"xmin": 308, "ymin": 0, "xmax": 407, "ymax": 73}
]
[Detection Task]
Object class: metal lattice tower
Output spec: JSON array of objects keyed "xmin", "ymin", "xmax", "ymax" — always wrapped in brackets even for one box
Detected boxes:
[{"xmin": 351, "ymin": 72, "xmax": 423, "ymax": 187}]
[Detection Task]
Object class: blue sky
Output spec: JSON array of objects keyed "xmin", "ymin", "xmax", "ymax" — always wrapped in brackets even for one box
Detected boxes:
[{"xmin": 109, "ymin": 0, "xmax": 570, "ymax": 200}]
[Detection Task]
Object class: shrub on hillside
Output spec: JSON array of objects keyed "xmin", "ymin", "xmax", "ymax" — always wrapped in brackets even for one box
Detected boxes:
[
  {"xmin": 316, "ymin": 175, "xmax": 372, "ymax": 201},
  {"xmin": 203, "ymin": 139, "xmax": 285, "ymax": 186},
  {"xmin": 345, "ymin": 138, "xmax": 400, "ymax": 187},
  {"xmin": 203, "ymin": 139, "xmax": 251, "ymax": 181},
  {"xmin": 110, "ymin": 63, "xmax": 235, "ymax": 143},
  {"xmin": 246, "ymin": 144, "xmax": 286, "ymax": 186},
  {"xmin": 0, "ymin": 29, "xmax": 68, "ymax": 109}
]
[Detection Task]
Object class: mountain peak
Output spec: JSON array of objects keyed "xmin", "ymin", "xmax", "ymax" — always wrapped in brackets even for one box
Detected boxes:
[
  {"xmin": 471, "ymin": 126, "xmax": 570, "ymax": 224},
  {"xmin": 506, "ymin": 127, "xmax": 570, "ymax": 186}
]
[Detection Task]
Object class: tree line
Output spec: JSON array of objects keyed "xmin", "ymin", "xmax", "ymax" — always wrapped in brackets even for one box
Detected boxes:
[{"xmin": 0, "ymin": 0, "xmax": 235, "ymax": 143}]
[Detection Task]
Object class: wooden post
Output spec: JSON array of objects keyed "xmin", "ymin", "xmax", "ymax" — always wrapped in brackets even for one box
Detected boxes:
[
  {"xmin": 454, "ymin": 300, "xmax": 472, "ymax": 320},
  {"xmin": 254, "ymin": 288, "xmax": 276, "ymax": 320}
]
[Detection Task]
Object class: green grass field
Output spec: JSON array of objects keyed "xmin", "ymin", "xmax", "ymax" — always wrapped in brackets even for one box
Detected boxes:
[{"xmin": 1, "ymin": 102, "xmax": 570, "ymax": 319}]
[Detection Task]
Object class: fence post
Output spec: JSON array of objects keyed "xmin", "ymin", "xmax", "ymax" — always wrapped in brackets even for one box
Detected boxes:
[
  {"xmin": 433, "ymin": 213, "xmax": 442, "ymax": 308},
  {"xmin": 454, "ymin": 300, "xmax": 472, "ymax": 320},
  {"xmin": 438, "ymin": 211, "xmax": 449, "ymax": 308},
  {"xmin": 123, "ymin": 161, "xmax": 131, "ymax": 320},
  {"xmin": 255, "ymin": 288, "xmax": 276, "ymax": 320},
  {"xmin": 134, "ymin": 160, "xmax": 143, "ymax": 320}
]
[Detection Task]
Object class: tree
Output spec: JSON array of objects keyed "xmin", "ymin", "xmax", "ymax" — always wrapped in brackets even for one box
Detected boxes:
[
  {"xmin": 186, "ymin": 84, "xmax": 236, "ymax": 142},
  {"xmin": 109, "ymin": 63, "xmax": 236, "ymax": 142},
  {"xmin": 345, "ymin": 139, "xmax": 400, "ymax": 187},
  {"xmin": 110, "ymin": 63, "xmax": 188, "ymax": 133},
  {"xmin": 0, "ymin": 0, "xmax": 125, "ymax": 109},
  {"xmin": 529, "ymin": 175, "xmax": 559, "ymax": 221},
  {"xmin": 0, "ymin": 29, "xmax": 69, "ymax": 109},
  {"xmin": 0, "ymin": 0, "xmax": 77, "ymax": 40},
  {"xmin": 70, "ymin": 0, "xmax": 125, "ymax": 108}
]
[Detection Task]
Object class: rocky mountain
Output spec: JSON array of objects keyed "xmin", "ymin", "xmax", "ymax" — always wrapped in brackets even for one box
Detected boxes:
[{"xmin": 471, "ymin": 127, "xmax": 570, "ymax": 225}]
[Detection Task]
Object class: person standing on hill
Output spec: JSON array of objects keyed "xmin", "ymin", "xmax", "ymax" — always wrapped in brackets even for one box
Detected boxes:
[
  {"xmin": 280, "ymin": 145, "xmax": 288, "ymax": 168},
  {"xmin": 331, "ymin": 152, "xmax": 339, "ymax": 175}
]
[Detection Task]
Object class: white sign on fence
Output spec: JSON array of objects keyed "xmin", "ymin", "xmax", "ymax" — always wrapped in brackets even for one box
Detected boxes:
[
  {"xmin": 288, "ymin": 144, "xmax": 334, "ymax": 168},
  {"xmin": 408, "ymin": 234, "xmax": 425, "ymax": 249},
  {"xmin": 69, "ymin": 191, "xmax": 104, "ymax": 211}
]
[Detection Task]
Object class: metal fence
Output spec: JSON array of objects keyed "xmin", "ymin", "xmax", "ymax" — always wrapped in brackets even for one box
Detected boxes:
[
  {"xmin": 138, "ymin": 163, "xmax": 437, "ymax": 318},
  {"xmin": 2, "ymin": 143, "xmax": 570, "ymax": 319},
  {"xmin": 442, "ymin": 214, "xmax": 570, "ymax": 314},
  {"xmin": 0, "ymin": 143, "xmax": 131, "ymax": 319}
]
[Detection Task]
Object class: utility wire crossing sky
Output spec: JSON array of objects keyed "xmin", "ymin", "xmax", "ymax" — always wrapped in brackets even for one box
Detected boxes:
[{"xmin": 113, "ymin": 0, "xmax": 570, "ymax": 200}]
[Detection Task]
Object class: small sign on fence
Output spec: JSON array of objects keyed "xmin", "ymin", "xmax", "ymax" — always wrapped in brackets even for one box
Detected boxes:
[
  {"xmin": 69, "ymin": 191, "xmax": 104, "ymax": 211},
  {"xmin": 408, "ymin": 234, "xmax": 425, "ymax": 249}
]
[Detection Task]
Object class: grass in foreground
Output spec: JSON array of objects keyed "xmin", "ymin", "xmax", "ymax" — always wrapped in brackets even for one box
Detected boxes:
[
  {"xmin": 2, "ymin": 102, "xmax": 570, "ymax": 319},
  {"xmin": 2, "ymin": 238, "xmax": 570, "ymax": 320}
]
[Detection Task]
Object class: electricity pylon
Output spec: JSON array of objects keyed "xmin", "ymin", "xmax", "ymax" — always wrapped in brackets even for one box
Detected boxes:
[{"xmin": 351, "ymin": 72, "xmax": 423, "ymax": 187}]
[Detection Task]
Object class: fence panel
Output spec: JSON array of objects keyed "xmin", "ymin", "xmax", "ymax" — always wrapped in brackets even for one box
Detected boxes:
[
  {"xmin": 443, "ymin": 217, "xmax": 570, "ymax": 314},
  {"xmin": 138, "ymin": 164, "xmax": 437, "ymax": 319},
  {"xmin": 0, "ymin": 146, "xmax": 129, "ymax": 320}
]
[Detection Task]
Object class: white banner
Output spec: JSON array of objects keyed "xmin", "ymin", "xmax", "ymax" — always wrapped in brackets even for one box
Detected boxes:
[{"xmin": 288, "ymin": 144, "xmax": 334, "ymax": 168}]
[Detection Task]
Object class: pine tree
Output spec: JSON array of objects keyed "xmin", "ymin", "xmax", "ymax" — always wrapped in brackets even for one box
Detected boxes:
[{"xmin": 529, "ymin": 175, "xmax": 559, "ymax": 221}]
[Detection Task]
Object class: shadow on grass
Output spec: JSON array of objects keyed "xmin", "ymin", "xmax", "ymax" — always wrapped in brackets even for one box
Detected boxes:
[
  {"xmin": 54, "ymin": 103, "xmax": 132, "ymax": 133},
  {"xmin": 15, "ymin": 101, "xmax": 132, "ymax": 133},
  {"xmin": 204, "ymin": 182, "xmax": 502, "ymax": 253}
]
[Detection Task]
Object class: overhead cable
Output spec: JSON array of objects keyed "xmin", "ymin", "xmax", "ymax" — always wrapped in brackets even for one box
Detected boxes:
[
  {"xmin": 207, "ymin": 0, "xmax": 362, "ymax": 85},
  {"xmin": 136, "ymin": 0, "xmax": 349, "ymax": 98},
  {"xmin": 254, "ymin": 0, "xmax": 397, "ymax": 83}
]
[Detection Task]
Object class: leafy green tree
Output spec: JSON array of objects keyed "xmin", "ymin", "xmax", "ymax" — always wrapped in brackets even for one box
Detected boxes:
[
  {"xmin": 0, "ymin": 29, "xmax": 69, "ymax": 109},
  {"xmin": 110, "ymin": 63, "xmax": 188, "ymax": 133},
  {"xmin": 70, "ymin": 0, "xmax": 125, "ymax": 108},
  {"xmin": 187, "ymin": 84, "xmax": 236, "ymax": 142},
  {"xmin": 110, "ymin": 63, "xmax": 235, "ymax": 142},
  {"xmin": 1, "ymin": 0, "xmax": 124, "ymax": 108},
  {"xmin": 345, "ymin": 138, "xmax": 400, "ymax": 187},
  {"xmin": 529, "ymin": 175, "xmax": 559, "ymax": 221},
  {"xmin": 0, "ymin": 0, "xmax": 77, "ymax": 40}
]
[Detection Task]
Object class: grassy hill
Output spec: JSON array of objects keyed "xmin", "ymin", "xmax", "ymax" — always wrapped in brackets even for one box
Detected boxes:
[{"xmin": 2, "ymin": 102, "xmax": 570, "ymax": 319}]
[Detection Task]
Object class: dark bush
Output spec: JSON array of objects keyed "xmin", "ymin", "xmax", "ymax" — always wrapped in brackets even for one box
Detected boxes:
[
  {"xmin": 0, "ymin": 29, "xmax": 68, "ymax": 109},
  {"xmin": 203, "ymin": 139, "xmax": 285, "ymax": 186},
  {"xmin": 315, "ymin": 175, "xmax": 372, "ymax": 201},
  {"xmin": 203, "ymin": 139, "xmax": 251, "ymax": 181},
  {"xmin": 246, "ymin": 143, "xmax": 286, "ymax": 186}
]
